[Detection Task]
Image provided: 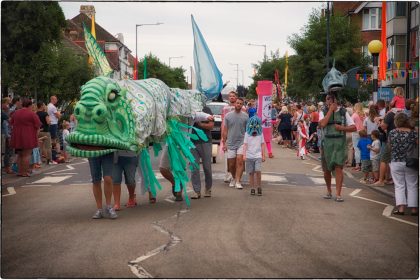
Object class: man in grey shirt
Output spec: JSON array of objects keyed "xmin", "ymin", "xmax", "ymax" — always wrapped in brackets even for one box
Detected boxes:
[{"xmin": 222, "ymin": 97, "xmax": 249, "ymax": 189}]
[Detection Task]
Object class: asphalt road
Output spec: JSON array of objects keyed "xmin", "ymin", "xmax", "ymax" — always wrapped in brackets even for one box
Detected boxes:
[{"xmin": 2, "ymin": 144, "xmax": 418, "ymax": 278}]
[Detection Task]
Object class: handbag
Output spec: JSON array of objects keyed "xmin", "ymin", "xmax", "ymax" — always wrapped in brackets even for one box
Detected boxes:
[{"xmin": 406, "ymin": 141, "xmax": 419, "ymax": 170}]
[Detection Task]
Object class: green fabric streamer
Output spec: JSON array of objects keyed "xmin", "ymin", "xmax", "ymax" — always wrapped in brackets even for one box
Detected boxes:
[
  {"xmin": 164, "ymin": 118, "xmax": 208, "ymax": 207},
  {"xmin": 153, "ymin": 142, "xmax": 162, "ymax": 157},
  {"xmin": 139, "ymin": 148, "xmax": 162, "ymax": 198}
]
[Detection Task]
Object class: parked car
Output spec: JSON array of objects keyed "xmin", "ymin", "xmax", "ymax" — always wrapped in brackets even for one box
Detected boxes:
[
  {"xmin": 206, "ymin": 101, "xmax": 228, "ymax": 163},
  {"xmin": 206, "ymin": 102, "xmax": 227, "ymax": 144}
]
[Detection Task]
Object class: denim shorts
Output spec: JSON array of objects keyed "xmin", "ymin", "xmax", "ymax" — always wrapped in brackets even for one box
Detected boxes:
[
  {"xmin": 112, "ymin": 156, "xmax": 138, "ymax": 185},
  {"xmin": 245, "ymin": 158, "xmax": 262, "ymax": 174},
  {"xmin": 88, "ymin": 153, "xmax": 114, "ymax": 183}
]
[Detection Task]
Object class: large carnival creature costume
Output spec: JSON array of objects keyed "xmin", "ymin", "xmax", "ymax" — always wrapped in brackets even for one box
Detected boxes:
[
  {"xmin": 320, "ymin": 60, "xmax": 348, "ymax": 170},
  {"xmin": 67, "ymin": 24, "xmax": 214, "ymax": 205}
]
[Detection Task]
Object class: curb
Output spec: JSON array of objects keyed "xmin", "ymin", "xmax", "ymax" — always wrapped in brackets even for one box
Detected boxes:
[{"xmin": 305, "ymin": 152, "xmax": 395, "ymax": 199}]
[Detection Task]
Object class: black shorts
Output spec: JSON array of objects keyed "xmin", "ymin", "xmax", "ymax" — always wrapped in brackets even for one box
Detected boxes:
[{"xmin": 280, "ymin": 129, "xmax": 292, "ymax": 140}]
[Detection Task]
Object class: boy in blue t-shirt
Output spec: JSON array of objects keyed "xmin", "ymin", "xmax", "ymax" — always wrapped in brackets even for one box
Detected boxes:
[{"xmin": 357, "ymin": 129, "xmax": 373, "ymax": 183}]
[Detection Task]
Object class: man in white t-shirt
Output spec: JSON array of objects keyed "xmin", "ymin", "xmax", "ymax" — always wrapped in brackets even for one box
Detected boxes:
[
  {"xmin": 47, "ymin": 95, "xmax": 61, "ymax": 144},
  {"xmin": 319, "ymin": 93, "xmax": 356, "ymax": 202}
]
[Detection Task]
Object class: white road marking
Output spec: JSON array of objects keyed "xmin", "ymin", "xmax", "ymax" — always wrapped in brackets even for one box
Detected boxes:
[
  {"xmin": 310, "ymin": 177, "xmax": 336, "ymax": 185},
  {"xmin": 383, "ymin": 205, "xmax": 419, "ymax": 227},
  {"xmin": 350, "ymin": 189, "xmax": 418, "ymax": 227},
  {"xmin": 343, "ymin": 170, "xmax": 354, "ymax": 179},
  {"xmin": 349, "ymin": 189, "xmax": 362, "ymax": 196},
  {"xmin": 30, "ymin": 176, "xmax": 72, "ymax": 184},
  {"xmin": 261, "ymin": 174, "xmax": 288, "ymax": 182},
  {"xmin": 2, "ymin": 187, "xmax": 16, "ymax": 197},
  {"xmin": 164, "ymin": 198, "xmax": 175, "ymax": 203},
  {"xmin": 69, "ymin": 183, "xmax": 91, "ymax": 186},
  {"xmin": 312, "ymin": 165, "xmax": 322, "ymax": 173},
  {"xmin": 66, "ymin": 165, "xmax": 75, "ymax": 170},
  {"xmin": 22, "ymin": 184, "xmax": 51, "ymax": 187},
  {"xmin": 301, "ymin": 161, "xmax": 317, "ymax": 166}
]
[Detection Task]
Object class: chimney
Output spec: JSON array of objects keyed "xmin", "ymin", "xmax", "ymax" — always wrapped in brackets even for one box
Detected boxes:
[
  {"xmin": 80, "ymin": 5, "xmax": 95, "ymax": 18},
  {"xmin": 116, "ymin": 33, "xmax": 124, "ymax": 44}
]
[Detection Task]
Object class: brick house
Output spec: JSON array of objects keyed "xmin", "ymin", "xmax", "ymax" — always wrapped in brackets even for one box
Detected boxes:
[{"xmin": 64, "ymin": 5, "xmax": 135, "ymax": 80}]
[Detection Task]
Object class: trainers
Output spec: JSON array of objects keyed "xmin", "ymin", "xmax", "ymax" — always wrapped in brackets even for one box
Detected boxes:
[
  {"xmin": 229, "ymin": 178, "xmax": 236, "ymax": 187},
  {"xmin": 250, "ymin": 188, "xmax": 256, "ymax": 195},
  {"xmin": 92, "ymin": 209, "xmax": 104, "ymax": 219},
  {"xmin": 191, "ymin": 192, "xmax": 201, "ymax": 199},
  {"xmin": 235, "ymin": 182, "xmax": 243, "ymax": 189},
  {"xmin": 50, "ymin": 160, "xmax": 58, "ymax": 165},
  {"xmin": 257, "ymin": 187, "xmax": 262, "ymax": 196},
  {"xmin": 204, "ymin": 189, "xmax": 212, "ymax": 197},
  {"xmin": 224, "ymin": 173, "xmax": 233, "ymax": 183},
  {"xmin": 105, "ymin": 206, "xmax": 118, "ymax": 219}
]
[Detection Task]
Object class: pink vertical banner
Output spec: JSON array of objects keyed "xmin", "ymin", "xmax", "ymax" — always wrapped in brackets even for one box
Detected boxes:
[{"xmin": 257, "ymin": 80, "xmax": 273, "ymax": 141}]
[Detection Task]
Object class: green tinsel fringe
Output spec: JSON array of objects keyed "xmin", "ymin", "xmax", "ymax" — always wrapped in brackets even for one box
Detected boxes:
[
  {"xmin": 165, "ymin": 118, "xmax": 208, "ymax": 207},
  {"xmin": 139, "ymin": 148, "xmax": 162, "ymax": 198}
]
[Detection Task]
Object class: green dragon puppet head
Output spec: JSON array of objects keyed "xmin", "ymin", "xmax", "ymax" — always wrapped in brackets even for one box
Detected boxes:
[{"xmin": 66, "ymin": 76, "xmax": 137, "ymax": 157}]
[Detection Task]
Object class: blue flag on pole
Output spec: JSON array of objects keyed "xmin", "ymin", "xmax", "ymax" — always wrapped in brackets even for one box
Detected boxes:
[{"xmin": 191, "ymin": 15, "xmax": 223, "ymax": 100}]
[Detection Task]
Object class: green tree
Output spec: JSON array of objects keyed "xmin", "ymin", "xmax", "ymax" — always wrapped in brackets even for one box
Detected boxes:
[
  {"xmin": 138, "ymin": 54, "xmax": 188, "ymax": 89},
  {"xmin": 287, "ymin": 8, "xmax": 368, "ymax": 101},
  {"xmin": 1, "ymin": 1, "xmax": 93, "ymax": 103}
]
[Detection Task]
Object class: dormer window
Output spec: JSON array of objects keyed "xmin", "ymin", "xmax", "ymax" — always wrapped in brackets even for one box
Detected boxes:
[{"xmin": 362, "ymin": 8, "xmax": 382, "ymax": 30}]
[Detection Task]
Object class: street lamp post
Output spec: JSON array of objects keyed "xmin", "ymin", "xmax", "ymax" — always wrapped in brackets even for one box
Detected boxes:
[
  {"xmin": 368, "ymin": 40, "xmax": 383, "ymax": 100},
  {"xmin": 135, "ymin": 22, "xmax": 163, "ymax": 79},
  {"xmin": 169, "ymin": 56, "xmax": 184, "ymax": 67},
  {"xmin": 246, "ymin": 43, "xmax": 267, "ymax": 61},
  {"xmin": 229, "ymin": 63, "xmax": 239, "ymax": 89}
]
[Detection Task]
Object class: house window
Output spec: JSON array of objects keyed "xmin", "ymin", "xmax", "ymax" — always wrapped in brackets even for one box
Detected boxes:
[
  {"xmin": 387, "ymin": 2, "xmax": 407, "ymax": 20},
  {"xmin": 411, "ymin": 5, "xmax": 420, "ymax": 28},
  {"xmin": 362, "ymin": 45, "xmax": 370, "ymax": 58},
  {"xmin": 362, "ymin": 8, "xmax": 382, "ymax": 30},
  {"xmin": 105, "ymin": 43, "xmax": 117, "ymax": 51},
  {"xmin": 387, "ymin": 35, "xmax": 407, "ymax": 63}
]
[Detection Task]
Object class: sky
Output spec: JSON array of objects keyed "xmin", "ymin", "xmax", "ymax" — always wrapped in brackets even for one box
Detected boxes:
[{"xmin": 60, "ymin": 1, "xmax": 323, "ymax": 87}]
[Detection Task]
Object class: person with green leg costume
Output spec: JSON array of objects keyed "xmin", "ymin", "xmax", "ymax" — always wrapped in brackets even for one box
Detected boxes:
[{"xmin": 319, "ymin": 93, "xmax": 356, "ymax": 202}]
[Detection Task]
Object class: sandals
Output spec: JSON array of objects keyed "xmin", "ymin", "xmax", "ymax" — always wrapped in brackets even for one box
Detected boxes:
[
  {"xmin": 148, "ymin": 193, "xmax": 156, "ymax": 204},
  {"xmin": 335, "ymin": 196, "xmax": 344, "ymax": 202},
  {"xmin": 323, "ymin": 193, "xmax": 332, "ymax": 199},
  {"xmin": 125, "ymin": 197, "xmax": 137, "ymax": 208},
  {"xmin": 392, "ymin": 210, "xmax": 405, "ymax": 215},
  {"xmin": 113, "ymin": 204, "xmax": 121, "ymax": 211}
]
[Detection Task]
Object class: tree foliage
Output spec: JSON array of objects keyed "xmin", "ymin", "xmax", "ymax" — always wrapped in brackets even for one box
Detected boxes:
[
  {"xmin": 138, "ymin": 54, "xmax": 188, "ymax": 89},
  {"xmin": 1, "ymin": 1, "xmax": 93, "ymax": 103},
  {"xmin": 287, "ymin": 8, "xmax": 368, "ymax": 102},
  {"xmin": 247, "ymin": 8, "xmax": 369, "ymax": 103}
]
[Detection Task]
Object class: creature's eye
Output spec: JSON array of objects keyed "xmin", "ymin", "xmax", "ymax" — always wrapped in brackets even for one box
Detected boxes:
[{"xmin": 108, "ymin": 90, "xmax": 118, "ymax": 102}]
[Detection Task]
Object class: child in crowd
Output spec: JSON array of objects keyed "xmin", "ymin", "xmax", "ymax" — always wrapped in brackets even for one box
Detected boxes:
[
  {"xmin": 243, "ymin": 116, "xmax": 266, "ymax": 196},
  {"xmin": 390, "ymin": 86, "xmax": 406, "ymax": 111},
  {"xmin": 297, "ymin": 119, "xmax": 309, "ymax": 160},
  {"xmin": 368, "ymin": 130, "xmax": 381, "ymax": 183},
  {"xmin": 62, "ymin": 121, "xmax": 70, "ymax": 163},
  {"xmin": 357, "ymin": 129, "xmax": 373, "ymax": 183}
]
